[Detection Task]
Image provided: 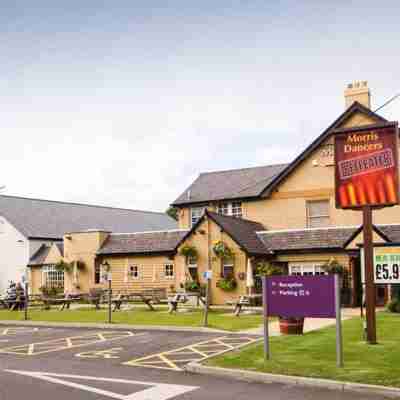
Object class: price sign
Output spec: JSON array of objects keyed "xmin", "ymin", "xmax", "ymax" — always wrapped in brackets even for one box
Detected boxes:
[{"xmin": 361, "ymin": 246, "xmax": 400, "ymax": 284}]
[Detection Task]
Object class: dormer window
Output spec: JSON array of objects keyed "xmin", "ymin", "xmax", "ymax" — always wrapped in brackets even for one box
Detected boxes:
[{"xmin": 217, "ymin": 201, "xmax": 242, "ymax": 218}]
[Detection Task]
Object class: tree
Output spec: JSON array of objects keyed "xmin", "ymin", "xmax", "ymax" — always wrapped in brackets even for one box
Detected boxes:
[{"xmin": 166, "ymin": 206, "xmax": 178, "ymax": 221}]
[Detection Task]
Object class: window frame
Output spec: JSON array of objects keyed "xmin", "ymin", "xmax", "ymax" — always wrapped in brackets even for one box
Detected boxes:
[
  {"xmin": 128, "ymin": 265, "xmax": 140, "ymax": 280},
  {"xmin": 222, "ymin": 258, "xmax": 234, "ymax": 278},
  {"xmin": 42, "ymin": 264, "xmax": 64, "ymax": 289},
  {"xmin": 306, "ymin": 199, "xmax": 330, "ymax": 228},
  {"xmin": 289, "ymin": 263, "xmax": 327, "ymax": 276},
  {"xmin": 190, "ymin": 207, "xmax": 205, "ymax": 227},
  {"xmin": 216, "ymin": 201, "xmax": 242, "ymax": 218},
  {"xmin": 164, "ymin": 263, "xmax": 174, "ymax": 279}
]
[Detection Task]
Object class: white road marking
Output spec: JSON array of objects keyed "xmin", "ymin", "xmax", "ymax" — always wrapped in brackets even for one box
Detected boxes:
[{"xmin": 5, "ymin": 370, "xmax": 198, "ymax": 400}]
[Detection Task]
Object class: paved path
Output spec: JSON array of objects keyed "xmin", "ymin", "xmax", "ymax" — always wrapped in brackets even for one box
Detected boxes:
[{"xmin": 0, "ymin": 324, "xmax": 382, "ymax": 399}]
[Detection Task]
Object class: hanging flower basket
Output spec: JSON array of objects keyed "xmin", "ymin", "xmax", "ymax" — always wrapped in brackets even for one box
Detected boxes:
[
  {"xmin": 180, "ymin": 245, "xmax": 198, "ymax": 260},
  {"xmin": 216, "ymin": 275, "xmax": 237, "ymax": 291},
  {"xmin": 55, "ymin": 260, "xmax": 73, "ymax": 273},
  {"xmin": 322, "ymin": 258, "xmax": 345, "ymax": 275},
  {"xmin": 213, "ymin": 241, "xmax": 234, "ymax": 260},
  {"xmin": 256, "ymin": 261, "xmax": 284, "ymax": 276}
]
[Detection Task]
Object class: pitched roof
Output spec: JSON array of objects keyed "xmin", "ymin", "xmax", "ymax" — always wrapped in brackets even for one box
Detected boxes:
[
  {"xmin": 261, "ymin": 102, "xmax": 387, "ymax": 197},
  {"xmin": 206, "ymin": 211, "xmax": 268, "ymax": 255},
  {"xmin": 97, "ymin": 230, "xmax": 188, "ymax": 255},
  {"xmin": 0, "ymin": 195, "xmax": 177, "ymax": 239},
  {"xmin": 257, "ymin": 226, "xmax": 359, "ymax": 252},
  {"xmin": 172, "ymin": 102, "xmax": 387, "ymax": 206},
  {"xmin": 172, "ymin": 164, "xmax": 287, "ymax": 206},
  {"xmin": 28, "ymin": 244, "xmax": 51, "ymax": 266}
]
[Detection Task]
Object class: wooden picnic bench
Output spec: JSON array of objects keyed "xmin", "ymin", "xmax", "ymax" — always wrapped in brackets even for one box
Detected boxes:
[
  {"xmin": 167, "ymin": 291, "xmax": 206, "ymax": 314},
  {"xmin": 111, "ymin": 288, "xmax": 168, "ymax": 312},
  {"xmin": 227, "ymin": 294, "xmax": 263, "ymax": 316}
]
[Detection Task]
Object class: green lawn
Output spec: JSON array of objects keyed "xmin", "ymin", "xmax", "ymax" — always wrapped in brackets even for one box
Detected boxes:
[
  {"xmin": 208, "ymin": 313, "xmax": 400, "ymax": 387},
  {"xmin": 0, "ymin": 307, "xmax": 263, "ymax": 332}
]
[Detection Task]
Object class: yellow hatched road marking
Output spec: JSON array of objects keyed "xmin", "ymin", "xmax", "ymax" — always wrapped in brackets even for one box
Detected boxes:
[
  {"xmin": 124, "ymin": 335, "xmax": 260, "ymax": 371},
  {"xmin": 0, "ymin": 331, "xmax": 137, "ymax": 356}
]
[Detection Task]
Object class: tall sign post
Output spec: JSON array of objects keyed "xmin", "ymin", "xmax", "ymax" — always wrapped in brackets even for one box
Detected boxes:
[
  {"xmin": 262, "ymin": 275, "xmax": 343, "ymax": 367},
  {"xmin": 334, "ymin": 121, "xmax": 399, "ymax": 344}
]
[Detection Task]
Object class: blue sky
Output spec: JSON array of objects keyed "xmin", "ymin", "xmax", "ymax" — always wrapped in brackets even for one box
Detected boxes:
[{"xmin": 1, "ymin": 1, "xmax": 400, "ymax": 211}]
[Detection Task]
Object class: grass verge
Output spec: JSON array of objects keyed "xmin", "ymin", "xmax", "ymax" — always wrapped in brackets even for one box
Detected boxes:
[
  {"xmin": 207, "ymin": 313, "xmax": 400, "ymax": 387},
  {"xmin": 0, "ymin": 308, "xmax": 263, "ymax": 332}
]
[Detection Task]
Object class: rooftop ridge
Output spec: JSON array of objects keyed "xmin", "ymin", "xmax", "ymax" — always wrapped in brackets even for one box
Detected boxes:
[
  {"xmin": 110, "ymin": 229, "xmax": 189, "ymax": 236},
  {"xmin": 257, "ymin": 225, "xmax": 361, "ymax": 234},
  {"xmin": 199, "ymin": 163, "xmax": 289, "ymax": 176},
  {"xmin": 0, "ymin": 195, "xmax": 167, "ymax": 216}
]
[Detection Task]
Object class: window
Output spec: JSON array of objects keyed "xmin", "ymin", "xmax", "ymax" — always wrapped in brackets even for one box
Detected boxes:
[
  {"xmin": 95, "ymin": 264, "xmax": 101, "ymax": 284},
  {"xmin": 307, "ymin": 200, "xmax": 329, "ymax": 228},
  {"xmin": 42, "ymin": 265, "xmax": 64, "ymax": 289},
  {"xmin": 216, "ymin": 202, "xmax": 242, "ymax": 218},
  {"xmin": 128, "ymin": 265, "xmax": 140, "ymax": 279},
  {"xmin": 164, "ymin": 263, "xmax": 174, "ymax": 278},
  {"xmin": 289, "ymin": 264, "xmax": 326, "ymax": 276},
  {"xmin": 231, "ymin": 201, "xmax": 243, "ymax": 218},
  {"xmin": 187, "ymin": 256, "xmax": 198, "ymax": 280},
  {"xmin": 222, "ymin": 258, "xmax": 234, "ymax": 278},
  {"xmin": 217, "ymin": 202, "xmax": 229, "ymax": 215},
  {"xmin": 191, "ymin": 207, "xmax": 205, "ymax": 227}
]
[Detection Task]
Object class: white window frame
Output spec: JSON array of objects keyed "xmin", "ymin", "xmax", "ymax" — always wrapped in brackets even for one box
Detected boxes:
[
  {"xmin": 128, "ymin": 265, "xmax": 140, "ymax": 280},
  {"xmin": 222, "ymin": 258, "xmax": 234, "ymax": 278},
  {"xmin": 42, "ymin": 264, "xmax": 64, "ymax": 289},
  {"xmin": 190, "ymin": 207, "xmax": 205, "ymax": 227},
  {"xmin": 164, "ymin": 263, "xmax": 174, "ymax": 279},
  {"xmin": 217, "ymin": 202, "xmax": 242, "ymax": 218},
  {"xmin": 289, "ymin": 263, "xmax": 327, "ymax": 276},
  {"xmin": 306, "ymin": 200, "xmax": 330, "ymax": 228}
]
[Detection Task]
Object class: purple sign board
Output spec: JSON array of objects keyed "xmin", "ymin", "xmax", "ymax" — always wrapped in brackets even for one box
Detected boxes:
[{"xmin": 263, "ymin": 275, "xmax": 336, "ymax": 318}]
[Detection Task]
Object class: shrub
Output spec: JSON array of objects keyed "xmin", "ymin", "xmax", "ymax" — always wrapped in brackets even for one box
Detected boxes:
[
  {"xmin": 387, "ymin": 298, "xmax": 400, "ymax": 313},
  {"xmin": 216, "ymin": 275, "xmax": 237, "ymax": 291},
  {"xmin": 322, "ymin": 258, "xmax": 345, "ymax": 275},
  {"xmin": 257, "ymin": 261, "xmax": 284, "ymax": 276}
]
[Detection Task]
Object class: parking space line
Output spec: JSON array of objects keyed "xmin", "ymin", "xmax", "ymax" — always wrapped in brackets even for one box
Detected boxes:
[
  {"xmin": 0, "ymin": 331, "xmax": 140, "ymax": 356},
  {"xmin": 124, "ymin": 335, "xmax": 260, "ymax": 371}
]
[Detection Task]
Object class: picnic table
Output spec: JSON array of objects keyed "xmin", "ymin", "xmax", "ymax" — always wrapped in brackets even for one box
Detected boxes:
[
  {"xmin": 228, "ymin": 294, "xmax": 263, "ymax": 316},
  {"xmin": 112, "ymin": 288, "xmax": 168, "ymax": 312},
  {"xmin": 168, "ymin": 291, "xmax": 206, "ymax": 314},
  {"xmin": 41, "ymin": 293, "xmax": 83, "ymax": 311}
]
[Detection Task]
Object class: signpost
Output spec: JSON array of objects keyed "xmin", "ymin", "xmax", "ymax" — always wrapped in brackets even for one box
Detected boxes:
[
  {"xmin": 202, "ymin": 270, "xmax": 212, "ymax": 327},
  {"xmin": 262, "ymin": 275, "xmax": 343, "ymax": 367},
  {"xmin": 334, "ymin": 121, "xmax": 399, "ymax": 344}
]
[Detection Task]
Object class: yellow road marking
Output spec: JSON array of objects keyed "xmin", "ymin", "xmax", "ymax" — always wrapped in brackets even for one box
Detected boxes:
[
  {"xmin": 76, "ymin": 347, "xmax": 123, "ymax": 359},
  {"xmin": 0, "ymin": 331, "xmax": 137, "ymax": 356},
  {"xmin": 124, "ymin": 335, "xmax": 260, "ymax": 371}
]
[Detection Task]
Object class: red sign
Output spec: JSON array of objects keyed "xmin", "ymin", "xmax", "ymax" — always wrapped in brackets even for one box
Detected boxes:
[{"xmin": 334, "ymin": 122, "xmax": 399, "ymax": 209}]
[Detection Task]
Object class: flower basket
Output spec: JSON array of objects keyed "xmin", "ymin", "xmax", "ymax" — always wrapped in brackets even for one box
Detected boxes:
[
  {"xmin": 216, "ymin": 275, "xmax": 237, "ymax": 291},
  {"xmin": 213, "ymin": 241, "xmax": 234, "ymax": 260},
  {"xmin": 322, "ymin": 258, "xmax": 345, "ymax": 275},
  {"xmin": 180, "ymin": 245, "xmax": 198, "ymax": 260},
  {"xmin": 55, "ymin": 260, "xmax": 73, "ymax": 273},
  {"xmin": 184, "ymin": 280, "xmax": 201, "ymax": 292}
]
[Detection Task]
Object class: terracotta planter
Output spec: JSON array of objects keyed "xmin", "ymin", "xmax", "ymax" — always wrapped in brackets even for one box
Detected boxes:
[{"xmin": 279, "ymin": 317, "xmax": 305, "ymax": 335}]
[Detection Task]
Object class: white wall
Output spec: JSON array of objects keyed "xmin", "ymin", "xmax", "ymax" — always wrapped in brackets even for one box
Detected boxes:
[{"xmin": 0, "ymin": 217, "xmax": 29, "ymax": 294}]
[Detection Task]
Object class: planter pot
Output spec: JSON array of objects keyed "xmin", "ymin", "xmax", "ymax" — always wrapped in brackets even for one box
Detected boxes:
[{"xmin": 279, "ymin": 317, "xmax": 305, "ymax": 335}]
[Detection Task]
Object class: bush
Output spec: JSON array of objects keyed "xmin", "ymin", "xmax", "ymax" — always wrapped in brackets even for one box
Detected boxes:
[
  {"xmin": 39, "ymin": 285, "xmax": 64, "ymax": 297},
  {"xmin": 387, "ymin": 298, "xmax": 400, "ymax": 313},
  {"xmin": 184, "ymin": 280, "xmax": 200, "ymax": 292},
  {"xmin": 217, "ymin": 275, "xmax": 237, "ymax": 291}
]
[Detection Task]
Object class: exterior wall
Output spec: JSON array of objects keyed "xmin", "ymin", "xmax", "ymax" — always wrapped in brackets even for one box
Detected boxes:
[
  {"xmin": 0, "ymin": 216, "xmax": 29, "ymax": 294},
  {"xmin": 97, "ymin": 254, "xmax": 178, "ymax": 293},
  {"xmin": 62, "ymin": 231, "xmax": 110, "ymax": 293},
  {"xmin": 176, "ymin": 217, "xmax": 248, "ymax": 305},
  {"xmin": 30, "ymin": 266, "xmax": 43, "ymax": 295}
]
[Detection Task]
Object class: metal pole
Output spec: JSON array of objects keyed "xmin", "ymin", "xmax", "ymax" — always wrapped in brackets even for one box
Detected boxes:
[
  {"xmin": 24, "ymin": 282, "xmax": 29, "ymax": 321},
  {"xmin": 203, "ymin": 276, "xmax": 210, "ymax": 327},
  {"xmin": 108, "ymin": 279, "xmax": 112, "ymax": 324},
  {"xmin": 363, "ymin": 206, "xmax": 377, "ymax": 344},
  {"xmin": 335, "ymin": 274, "xmax": 343, "ymax": 367},
  {"xmin": 262, "ymin": 276, "xmax": 270, "ymax": 361}
]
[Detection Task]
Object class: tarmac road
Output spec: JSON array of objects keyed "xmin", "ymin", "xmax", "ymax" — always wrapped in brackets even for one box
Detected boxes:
[{"xmin": 0, "ymin": 325, "xmax": 383, "ymax": 400}]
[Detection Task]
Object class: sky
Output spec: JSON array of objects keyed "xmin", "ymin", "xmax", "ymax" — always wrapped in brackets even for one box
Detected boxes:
[{"xmin": 1, "ymin": 1, "xmax": 400, "ymax": 212}]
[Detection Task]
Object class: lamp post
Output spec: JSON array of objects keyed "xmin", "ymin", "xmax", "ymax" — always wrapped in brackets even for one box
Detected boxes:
[
  {"xmin": 101, "ymin": 261, "xmax": 112, "ymax": 324},
  {"xmin": 22, "ymin": 272, "xmax": 28, "ymax": 321}
]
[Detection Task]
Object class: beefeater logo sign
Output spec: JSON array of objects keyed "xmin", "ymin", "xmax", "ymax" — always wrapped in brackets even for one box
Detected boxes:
[{"xmin": 334, "ymin": 122, "xmax": 399, "ymax": 209}]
